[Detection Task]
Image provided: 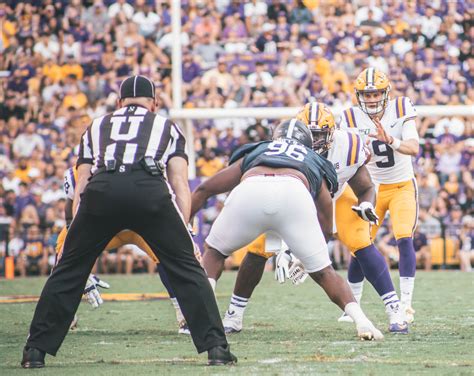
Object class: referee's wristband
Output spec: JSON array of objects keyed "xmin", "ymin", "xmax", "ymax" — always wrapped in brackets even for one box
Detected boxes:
[{"xmin": 389, "ymin": 137, "xmax": 401, "ymax": 150}]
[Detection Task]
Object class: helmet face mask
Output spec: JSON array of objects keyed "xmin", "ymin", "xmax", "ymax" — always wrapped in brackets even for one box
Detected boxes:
[
  {"xmin": 356, "ymin": 88, "xmax": 390, "ymax": 116},
  {"xmin": 354, "ymin": 67, "xmax": 391, "ymax": 116},
  {"xmin": 296, "ymin": 102, "xmax": 335, "ymax": 154},
  {"xmin": 310, "ymin": 126, "xmax": 334, "ymax": 154}
]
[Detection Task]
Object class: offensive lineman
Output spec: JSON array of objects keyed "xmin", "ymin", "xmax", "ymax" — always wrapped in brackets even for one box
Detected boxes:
[
  {"xmin": 219, "ymin": 103, "xmax": 408, "ymax": 334},
  {"xmin": 192, "ymin": 118, "xmax": 384, "ymax": 341},
  {"xmin": 339, "ymin": 67, "xmax": 419, "ymax": 323}
]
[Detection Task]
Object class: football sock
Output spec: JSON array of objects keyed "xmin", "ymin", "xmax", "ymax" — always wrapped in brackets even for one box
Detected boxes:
[
  {"xmin": 397, "ymin": 237, "xmax": 416, "ymax": 306},
  {"xmin": 399, "ymin": 277, "xmax": 415, "ymax": 307},
  {"xmin": 156, "ymin": 263, "xmax": 175, "ymax": 298},
  {"xmin": 344, "ymin": 302, "xmax": 370, "ymax": 325},
  {"xmin": 355, "ymin": 244, "xmax": 397, "ymax": 298},
  {"xmin": 348, "ymin": 281, "xmax": 364, "ymax": 305},
  {"xmin": 170, "ymin": 297, "xmax": 184, "ymax": 322},
  {"xmin": 397, "ymin": 237, "xmax": 416, "ymax": 278},
  {"xmin": 226, "ymin": 294, "xmax": 248, "ymax": 318},
  {"xmin": 348, "ymin": 256, "xmax": 365, "ymax": 283}
]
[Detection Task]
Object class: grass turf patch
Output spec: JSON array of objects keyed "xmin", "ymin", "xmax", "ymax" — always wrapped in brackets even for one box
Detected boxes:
[{"xmin": 1, "ymin": 271, "xmax": 473, "ymax": 375}]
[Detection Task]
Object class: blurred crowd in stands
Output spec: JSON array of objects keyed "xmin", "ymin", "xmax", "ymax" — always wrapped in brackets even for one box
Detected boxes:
[{"xmin": 0, "ymin": 0, "xmax": 472, "ymax": 276}]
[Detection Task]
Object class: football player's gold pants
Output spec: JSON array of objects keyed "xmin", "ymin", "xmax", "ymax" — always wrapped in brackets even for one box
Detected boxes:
[
  {"xmin": 55, "ymin": 227, "xmax": 159, "ymax": 263},
  {"xmin": 370, "ymin": 178, "xmax": 418, "ymax": 240},
  {"xmin": 335, "ymin": 185, "xmax": 372, "ymax": 254}
]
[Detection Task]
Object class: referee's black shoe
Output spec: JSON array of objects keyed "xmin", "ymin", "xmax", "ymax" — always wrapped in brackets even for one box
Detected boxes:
[
  {"xmin": 208, "ymin": 344, "xmax": 237, "ymax": 366},
  {"xmin": 21, "ymin": 346, "xmax": 45, "ymax": 368}
]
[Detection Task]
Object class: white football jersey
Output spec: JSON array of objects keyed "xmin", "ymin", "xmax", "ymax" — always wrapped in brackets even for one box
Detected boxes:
[
  {"xmin": 63, "ymin": 167, "xmax": 76, "ymax": 200},
  {"xmin": 327, "ymin": 129, "xmax": 367, "ymax": 200},
  {"xmin": 339, "ymin": 97, "xmax": 418, "ymax": 184}
]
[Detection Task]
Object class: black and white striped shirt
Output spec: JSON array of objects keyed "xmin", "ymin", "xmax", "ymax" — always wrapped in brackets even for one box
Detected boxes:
[{"xmin": 77, "ymin": 105, "xmax": 187, "ymax": 173}]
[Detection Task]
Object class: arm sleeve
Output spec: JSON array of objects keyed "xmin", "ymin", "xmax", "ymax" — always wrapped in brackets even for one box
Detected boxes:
[
  {"xmin": 164, "ymin": 122, "xmax": 188, "ymax": 163},
  {"xmin": 76, "ymin": 128, "xmax": 94, "ymax": 166},
  {"xmin": 402, "ymin": 119, "xmax": 419, "ymax": 142}
]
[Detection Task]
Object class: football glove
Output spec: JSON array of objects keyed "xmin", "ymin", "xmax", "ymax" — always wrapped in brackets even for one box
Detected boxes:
[
  {"xmin": 351, "ymin": 201, "xmax": 379, "ymax": 225},
  {"xmin": 288, "ymin": 259, "xmax": 308, "ymax": 285},
  {"xmin": 84, "ymin": 274, "xmax": 110, "ymax": 308},
  {"xmin": 275, "ymin": 250, "xmax": 292, "ymax": 284}
]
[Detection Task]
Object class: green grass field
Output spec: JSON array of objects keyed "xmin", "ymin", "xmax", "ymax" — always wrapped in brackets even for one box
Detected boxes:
[{"xmin": 1, "ymin": 271, "xmax": 473, "ymax": 375}]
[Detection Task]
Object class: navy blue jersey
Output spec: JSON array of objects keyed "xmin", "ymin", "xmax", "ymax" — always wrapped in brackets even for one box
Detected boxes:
[{"xmin": 229, "ymin": 140, "xmax": 338, "ymax": 199}]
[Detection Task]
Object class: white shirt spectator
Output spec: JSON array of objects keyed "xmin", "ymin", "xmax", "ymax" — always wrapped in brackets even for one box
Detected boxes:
[
  {"xmin": 418, "ymin": 12, "xmax": 442, "ymax": 39},
  {"xmin": 108, "ymin": 0, "xmax": 134, "ymax": 19},
  {"xmin": 244, "ymin": 1, "xmax": 268, "ymax": 18},
  {"xmin": 393, "ymin": 37, "xmax": 412, "ymax": 58},
  {"xmin": 132, "ymin": 10, "xmax": 161, "ymax": 37},
  {"xmin": 247, "ymin": 71, "xmax": 274, "ymax": 87},
  {"xmin": 42, "ymin": 186, "xmax": 66, "ymax": 204},
  {"xmin": 366, "ymin": 55, "xmax": 389, "ymax": 74},
  {"xmin": 2, "ymin": 175, "xmax": 21, "ymax": 195},
  {"xmin": 62, "ymin": 40, "xmax": 81, "ymax": 61},
  {"xmin": 158, "ymin": 31, "xmax": 190, "ymax": 51},
  {"xmin": 286, "ymin": 61, "xmax": 308, "ymax": 80},
  {"xmin": 33, "ymin": 38, "xmax": 60, "ymax": 60},
  {"xmin": 355, "ymin": 6, "xmax": 383, "ymax": 26},
  {"xmin": 13, "ymin": 133, "xmax": 45, "ymax": 158},
  {"xmin": 433, "ymin": 117, "xmax": 465, "ymax": 137}
]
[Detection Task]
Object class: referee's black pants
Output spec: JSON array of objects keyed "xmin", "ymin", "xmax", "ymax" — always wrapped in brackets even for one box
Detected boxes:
[{"xmin": 26, "ymin": 169, "xmax": 228, "ymax": 355}]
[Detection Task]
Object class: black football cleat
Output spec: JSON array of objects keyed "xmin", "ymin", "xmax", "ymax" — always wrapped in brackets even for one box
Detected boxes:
[
  {"xmin": 21, "ymin": 346, "xmax": 45, "ymax": 369},
  {"xmin": 208, "ymin": 344, "xmax": 237, "ymax": 366}
]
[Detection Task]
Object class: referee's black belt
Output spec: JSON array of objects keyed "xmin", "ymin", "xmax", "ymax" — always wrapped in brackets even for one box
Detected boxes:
[{"xmin": 94, "ymin": 159, "xmax": 163, "ymax": 176}]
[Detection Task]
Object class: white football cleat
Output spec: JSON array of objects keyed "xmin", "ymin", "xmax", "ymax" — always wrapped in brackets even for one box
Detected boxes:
[
  {"xmin": 386, "ymin": 303, "xmax": 408, "ymax": 334},
  {"xmin": 356, "ymin": 321, "xmax": 384, "ymax": 341},
  {"xmin": 222, "ymin": 310, "xmax": 243, "ymax": 334},
  {"xmin": 338, "ymin": 312, "xmax": 354, "ymax": 323},
  {"xmin": 402, "ymin": 305, "xmax": 415, "ymax": 324}
]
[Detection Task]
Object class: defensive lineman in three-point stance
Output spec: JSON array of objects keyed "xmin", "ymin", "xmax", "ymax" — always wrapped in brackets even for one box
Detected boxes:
[{"xmin": 192, "ymin": 118, "xmax": 384, "ymax": 341}]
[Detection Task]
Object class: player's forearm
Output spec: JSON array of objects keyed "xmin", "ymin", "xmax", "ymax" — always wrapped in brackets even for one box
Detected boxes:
[
  {"xmin": 389, "ymin": 138, "xmax": 419, "ymax": 156},
  {"xmin": 348, "ymin": 166, "xmax": 376, "ymax": 206}
]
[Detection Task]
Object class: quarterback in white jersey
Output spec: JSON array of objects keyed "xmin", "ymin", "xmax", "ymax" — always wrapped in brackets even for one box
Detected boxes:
[
  {"xmin": 339, "ymin": 67, "xmax": 420, "ymax": 323},
  {"xmin": 219, "ymin": 102, "xmax": 408, "ymax": 335}
]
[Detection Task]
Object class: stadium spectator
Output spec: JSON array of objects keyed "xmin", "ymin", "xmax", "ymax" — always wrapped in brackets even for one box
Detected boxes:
[{"xmin": 0, "ymin": 0, "xmax": 471, "ymax": 275}]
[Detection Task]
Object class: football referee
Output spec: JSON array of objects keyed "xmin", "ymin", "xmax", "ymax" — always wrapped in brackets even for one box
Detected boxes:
[{"xmin": 21, "ymin": 75, "xmax": 236, "ymax": 368}]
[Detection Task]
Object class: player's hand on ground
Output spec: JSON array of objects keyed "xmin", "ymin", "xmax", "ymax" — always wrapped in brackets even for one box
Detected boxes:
[
  {"xmin": 275, "ymin": 250, "xmax": 292, "ymax": 283},
  {"xmin": 84, "ymin": 274, "xmax": 110, "ymax": 308},
  {"xmin": 288, "ymin": 259, "xmax": 308, "ymax": 285},
  {"xmin": 352, "ymin": 202, "xmax": 379, "ymax": 225},
  {"xmin": 369, "ymin": 117, "xmax": 392, "ymax": 144}
]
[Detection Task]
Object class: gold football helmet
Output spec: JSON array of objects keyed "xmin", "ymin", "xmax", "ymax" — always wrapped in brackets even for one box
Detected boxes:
[
  {"xmin": 295, "ymin": 102, "xmax": 335, "ymax": 154},
  {"xmin": 354, "ymin": 67, "xmax": 391, "ymax": 115}
]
